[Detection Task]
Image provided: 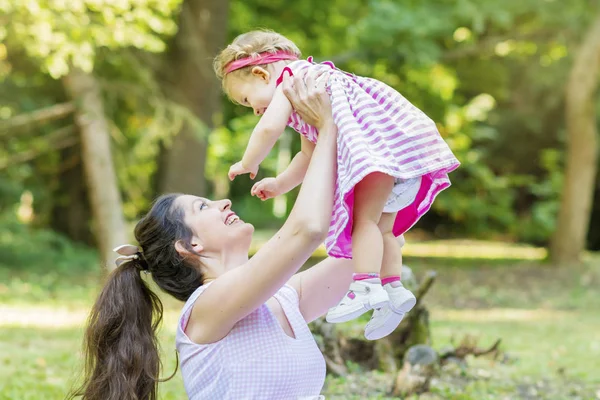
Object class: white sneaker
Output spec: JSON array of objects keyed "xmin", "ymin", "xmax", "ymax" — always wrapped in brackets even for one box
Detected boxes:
[
  {"xmin": 326, "ymin": 280, "xmax": 389, "ymax": 323},
  {"xmin": 364, "ymin": 282, "xmax": 416, "ymax": 340}
]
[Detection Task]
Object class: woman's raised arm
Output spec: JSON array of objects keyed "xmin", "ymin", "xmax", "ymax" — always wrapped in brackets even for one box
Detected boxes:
[{"xmin": 189, "ymin": 70, "xmax": 336, "ymax": 343}]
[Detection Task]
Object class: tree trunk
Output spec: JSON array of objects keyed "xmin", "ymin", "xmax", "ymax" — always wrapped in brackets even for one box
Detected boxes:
[
  {"xmin": 550, "ymin": 15, "xmax": 600, "ymax": 265},
  {"xmin": 50, "ymin": 143, "xmax": 95, "ymax": 246},
  {"xmin": 63, "ymin": 68, "xmax": 127, "ymax": 269},
  {"xmin": 156, "ymin": 0, "xmax": 229, "ymax": 196}
]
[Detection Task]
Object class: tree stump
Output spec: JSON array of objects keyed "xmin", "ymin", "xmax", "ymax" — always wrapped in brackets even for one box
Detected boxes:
[{"xmin": 391, "ymin": 344, "xmax": 439, "ymax": 397}]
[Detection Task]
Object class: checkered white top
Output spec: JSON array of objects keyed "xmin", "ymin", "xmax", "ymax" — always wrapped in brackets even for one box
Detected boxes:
[{"xmin": 176, "ymin": 284, "xmax": 326, "ymax": 399}]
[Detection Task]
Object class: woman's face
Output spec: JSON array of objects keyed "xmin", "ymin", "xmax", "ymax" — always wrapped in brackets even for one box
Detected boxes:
[{"xmin": 175, "ymin": 195, "xmax": 254, "ymax": 255}]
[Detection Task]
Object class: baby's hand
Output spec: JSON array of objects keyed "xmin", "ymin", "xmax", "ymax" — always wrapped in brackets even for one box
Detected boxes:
[
  {"xmin": 228, "ymin": 161, "xmax": 258, "ymax": 181},
  {"xmin": 251, "ymin": 177, "xmax": 281, "ymax": 201}
]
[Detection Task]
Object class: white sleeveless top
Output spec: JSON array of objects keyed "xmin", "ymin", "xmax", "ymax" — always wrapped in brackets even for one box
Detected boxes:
[{"xmin": 175, "ymin": 284, "xmax": 326, "ymax": 399}]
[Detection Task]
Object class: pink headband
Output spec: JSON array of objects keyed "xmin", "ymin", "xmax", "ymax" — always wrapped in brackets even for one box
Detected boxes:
[{"xmin": 224, "ymin": 51, "xmax": 299, "ymax": 74}]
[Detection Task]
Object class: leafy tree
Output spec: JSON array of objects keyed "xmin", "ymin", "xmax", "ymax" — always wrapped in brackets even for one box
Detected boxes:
[{"xmin": 0, "ymin": 0, "xmax": 182, "ymax": 266}]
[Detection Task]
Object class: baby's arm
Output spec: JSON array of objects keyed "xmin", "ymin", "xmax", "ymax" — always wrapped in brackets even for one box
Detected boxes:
[
  {"xmin": 238, "ymin": 86, "xmax": 293, "ymax": 176},
  {"xmin": 276, "ymin": 136, "xmax": 315, "ymax": 193},
  {"xmin": 251, "ymin": 136, "xmax": 315, "ymax": 200}
]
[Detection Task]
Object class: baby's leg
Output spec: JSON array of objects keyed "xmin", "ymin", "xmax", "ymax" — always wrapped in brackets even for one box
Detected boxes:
[
  {"xmin": 352, "ymin": 172, "xmax": 395, "ymax": 274},
  {"xmin": 325, "ymin": 173, "xmax": 394, "ymax": 324},
  {"xmin": 379, "ymin": 212, "xmax": 404, "ymax": 282},
  {"xmin": 363, "ymin": 213, "xmax": 416, "ymax": 340}
]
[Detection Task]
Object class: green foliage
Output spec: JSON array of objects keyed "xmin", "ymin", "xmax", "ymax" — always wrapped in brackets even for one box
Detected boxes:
[
  {"xmin": 1, "ymin": 0, "xmax": 600, "ymax": 246},
  {"xmin": 0, "ymin": 1, "xmax": 201, "ymax": 222},
  {"xmin": 516, "ymin": 149, "xmax": 563, "ymax": 243},
  {"xmin": 0, "ymin": 0, "xmax": 182, "ymax": 77},
  {"xmin": 0, "ymin": 210, "xmax": 98, "ymax": 273},
  {"xmin": 100, "ymin": 50, "xmax": 207, "ymax": 218}
]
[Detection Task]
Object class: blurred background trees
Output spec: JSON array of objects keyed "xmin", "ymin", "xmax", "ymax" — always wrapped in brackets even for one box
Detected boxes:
[{"xmin": 1, "ymin": 0, "xmax": 599, "ymax": 267}]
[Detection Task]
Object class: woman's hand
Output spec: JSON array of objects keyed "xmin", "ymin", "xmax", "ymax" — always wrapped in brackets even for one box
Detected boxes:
[{"xmin": 281, "ymin": 69, "xmax": 333, "ymax": 130}]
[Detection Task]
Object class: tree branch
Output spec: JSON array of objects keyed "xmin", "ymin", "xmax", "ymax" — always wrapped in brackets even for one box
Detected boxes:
[
  {"xmin": 0, "ymin": 102, "xmax": 75, "ymax": 135},
  {"xmin": 413, "ymin": 271, "xmax": 437, "ymax": 308},
  {"xmin": 440, "ymin": 335, "xmax": 502, "ymax": 361},
  {"xmin": 0, "ymin": 125, "xmax": 77, "ymax": 170}
]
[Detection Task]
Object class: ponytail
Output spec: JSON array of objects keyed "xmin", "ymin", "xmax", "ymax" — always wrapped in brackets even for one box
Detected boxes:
[
  {"xmin": 70, "ymin": 193, "xmax": 201, "ymax": 399},
  {"xmin": 69, "ymin": 259, "xmax": 164, "ymax": 400}
]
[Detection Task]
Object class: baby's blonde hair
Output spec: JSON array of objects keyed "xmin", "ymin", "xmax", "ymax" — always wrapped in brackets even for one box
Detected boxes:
[{"xmin": 213, "ymin": 30, "xmax": 301, "ymax": 95}]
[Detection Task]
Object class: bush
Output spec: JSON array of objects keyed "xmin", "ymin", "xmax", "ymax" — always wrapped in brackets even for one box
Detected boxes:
[{"xmin": 0, "ymin": 212, "xmax": 98, "ymax": 273}]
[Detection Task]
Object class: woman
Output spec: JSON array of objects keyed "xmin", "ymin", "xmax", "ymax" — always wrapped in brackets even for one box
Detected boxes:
[{"xmin": 71, "ymin": 69, "xmax": 353, "ymax": 400}]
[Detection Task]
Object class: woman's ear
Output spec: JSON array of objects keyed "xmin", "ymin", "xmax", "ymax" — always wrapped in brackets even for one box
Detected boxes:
[
  {"xmin": 175, "ymin": 238, "xmax": 204, "ymax": 256},
  {"xmin": 251, "ymin": 66, "xmax": 271, "ymax": 83}
]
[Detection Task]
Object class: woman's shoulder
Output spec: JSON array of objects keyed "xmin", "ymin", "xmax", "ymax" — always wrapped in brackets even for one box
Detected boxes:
[
  {"xmin": 178, "ymin": 282, "xmax": 216, "ymax": 330},
  {"xmin": 181, "ymin": 282, "xmax": 298, "ymax": 323},
  {"xmin": 177, "ymin": 283, "xmax": 297, "ymax": 348},
  {"xmin": 275, "ymin": 284, "xmax": 300, "ymax": 307}
]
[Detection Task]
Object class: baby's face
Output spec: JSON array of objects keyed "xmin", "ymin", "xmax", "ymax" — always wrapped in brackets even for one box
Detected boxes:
[{"xmin": 227, "ymin": 68, "xmax": 278, "ymax": 116}]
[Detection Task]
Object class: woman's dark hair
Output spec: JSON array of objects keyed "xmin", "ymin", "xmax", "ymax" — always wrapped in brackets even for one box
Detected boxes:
[{"xmin": 69, "ymin": 193, "xmax": 203, "ymax": 400}]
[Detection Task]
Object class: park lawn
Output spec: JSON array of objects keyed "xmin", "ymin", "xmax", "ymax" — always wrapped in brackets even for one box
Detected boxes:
[
  {"xmin": 1, "ymin": 247, "xmax": 599, "ymax": 399},
  {"xmin": 2, "ymin": 309, "xmax": 598, "ymax": 400},
  {"xmin": 0, "ymin": 324, "xmax": 185, "ymax": 400}
]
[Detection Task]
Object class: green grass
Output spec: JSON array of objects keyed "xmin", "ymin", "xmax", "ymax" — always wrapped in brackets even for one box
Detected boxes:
[
  {"xmin": 1, "ymin": 244, "xmax": 599, "ymax": 399},
  {"xmin": 0, "ymin": 325, "xmax": 185, "ymax": 400},
  {"xmin": 434, "ymin": 311, "xmax": 600, "ymax": 381},
  {"xmin": 323, "ymin": 256, "xmax": 600, "ymax": 399}
]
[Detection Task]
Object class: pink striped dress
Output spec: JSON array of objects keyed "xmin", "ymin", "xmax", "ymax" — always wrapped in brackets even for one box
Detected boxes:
[{"xmin": 277, "ymin": 59, "xmax": 460, "ymax": 259}]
